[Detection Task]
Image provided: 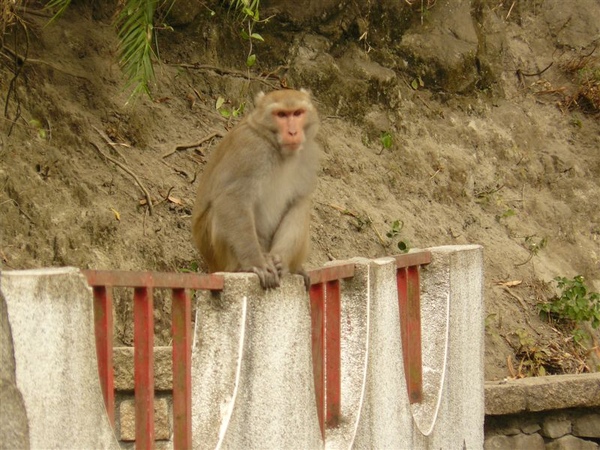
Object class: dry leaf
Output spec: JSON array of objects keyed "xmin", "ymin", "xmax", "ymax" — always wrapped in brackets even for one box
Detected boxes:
[
  {"xmin": 495, "ymin": 280, "xmax": 523, "ymax": 287},
  {"xmin": 168, "ymin": 195, "xmax": 183, "ymax": 205},
  {"xmin": 110, "ymin": 207, "xmax": 121, "ymax": 221}
]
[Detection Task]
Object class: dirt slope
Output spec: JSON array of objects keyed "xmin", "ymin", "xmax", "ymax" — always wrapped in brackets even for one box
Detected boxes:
[{"xmin": 1, "ymin": 1, "xmax": 599, "ymax": 380}]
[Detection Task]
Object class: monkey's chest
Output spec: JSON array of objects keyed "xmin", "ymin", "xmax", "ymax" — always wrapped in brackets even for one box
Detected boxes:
[{"xmin": 253, "ymin": 166, "xmax": 306, "ymax": 236}]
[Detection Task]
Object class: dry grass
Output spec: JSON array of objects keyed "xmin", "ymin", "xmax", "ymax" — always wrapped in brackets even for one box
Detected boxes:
[
  {"xmin": 1, "ymin": 0, "xmax": 21, "ymax": 47},
  {"xmin": 560, "ymin": 51, "xmax": 600, "ymax": 115}
]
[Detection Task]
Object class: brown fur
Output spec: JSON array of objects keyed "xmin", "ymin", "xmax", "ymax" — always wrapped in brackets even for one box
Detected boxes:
[{"xmin": 191, "ymin": 89, "xmax": 320, "ymax": 289}]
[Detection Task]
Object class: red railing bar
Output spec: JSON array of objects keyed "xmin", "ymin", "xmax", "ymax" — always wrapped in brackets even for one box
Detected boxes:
[
  {"xmin": 325, "ymin": 280, "xmax": 341, "ymax": 429},
  {"xmin": 393, "ymin": 251, "xmax": 432, "ymax": 269},
  {"xmin": 91, "ymin": 286, "xmax": 115, "ymax": 426},
  {"xmin": 172, "ymin": 288, "xmax": 192, "ymax": 449},
  {"xmin": 309, "ymin": 282, "xmax": 325, "ymax": 436},
  {"xmin": 309, "ymin": 267, "xmax": 349, "ymax": 437},
  {"xmin": 397, "ymin": 266, "xmax": 424, "ymax": 404},
  {"xmin": 83, "ymin": 270, "xmax": 224, "ymax": 291},
  {"xmin": 134, "ymin": 287, "xmax": 155, "ymax": 448},
  {"xmin": 308, "ymin": 263, "xmax": 355, "ymax": 285}
]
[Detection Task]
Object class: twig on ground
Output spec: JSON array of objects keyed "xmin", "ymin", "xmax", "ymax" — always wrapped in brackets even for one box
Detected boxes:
[
  {"xmin": 92, "ymin": 125, "xmax": 130, "ymax": 164},
  {"xmin": 368, "ymin": 214, "xmax": 387, "ymax": 247},
  {"xmin": 502, "ymin": 285, "xmax": 528, "ymax": 310},
  {"xmin": 162, "ymin": 131, "xmax": 223, "ymax": 158},
  {"xmin": 90, "ymin": 142, "xmax": 154, "ymax": 216},
  {"xmin": 171, "ymin": 63, "xmax": 279, "ymax": 88},
  {"xmin": 1, "ymin": 198, "xmax": 36, "ymax": 224}
]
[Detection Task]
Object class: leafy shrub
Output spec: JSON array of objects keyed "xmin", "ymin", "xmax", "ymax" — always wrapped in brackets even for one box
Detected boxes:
[{"xmin": 538, "ymin": 275, "xmax": 600, "ymax": 329}]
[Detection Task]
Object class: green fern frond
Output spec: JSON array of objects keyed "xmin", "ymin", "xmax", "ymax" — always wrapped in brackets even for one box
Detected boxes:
[
  {"xmin": 44, "ymin": 0, "xmax": 72, "ymax": 25},
  {"xmin": 115, "ymin": 0, "xmax": 158, "ymax": 102}
]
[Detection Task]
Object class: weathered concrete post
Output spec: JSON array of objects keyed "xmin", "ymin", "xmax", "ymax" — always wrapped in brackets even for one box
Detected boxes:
[
  {"xmin": 1, "ymin": 268, "xmax": 119, "ymax": 449},
  {"xmin": 325, "ymin": 245, "xmax": 485, "ymax": 449},
  {"xmin": 0, "ymin": 289, "xmax": 30, "ymax": 449},
  {"xmin": 191, "ymin": 273, "xmax": 323, "ymax": 449}
]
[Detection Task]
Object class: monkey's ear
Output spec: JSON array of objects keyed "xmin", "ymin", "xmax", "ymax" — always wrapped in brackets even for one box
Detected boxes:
[{"xmin": 254, "ymin": 91, "xmax": 266, "ymax": 105}]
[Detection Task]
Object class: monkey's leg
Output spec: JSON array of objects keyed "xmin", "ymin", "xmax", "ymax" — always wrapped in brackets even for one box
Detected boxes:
[
  {"xmin": 213, "ymin": 202, "xmax": 280, "ymax": 289},
  {"xmin": 269, "ymin": 198, "xmax": 311, "ymax": 289}
]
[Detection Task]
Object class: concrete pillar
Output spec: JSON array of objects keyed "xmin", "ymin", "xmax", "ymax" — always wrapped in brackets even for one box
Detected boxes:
[
  {"xmin": 0, "ymin": 268, "xmax": 119, "ymax": 449},
  {"xmin": 324, "ymin": 245, "xmax": 484, "ymax": 449},
  {"xmin": 191, "ymin": 273, "xmax": 322, "ymax": 449},
  {"xmin": 350, "ymin": 257, "xmax": 414, "ymax": 448},
  {"xmin": 416, "ymin": 245, "xmax": 485, "ymax": 449},
  {"xmin": 0, "ymin": 290, "xmax": 30, "ymax": 449}
]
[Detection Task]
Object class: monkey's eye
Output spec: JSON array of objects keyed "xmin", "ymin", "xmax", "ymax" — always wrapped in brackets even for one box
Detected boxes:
[
  {"xmin": 276, "ymin": 111, "xmax": 287, "ymax": 118},
  {"xmin": 293, "ymin": 109, "xmax": 305, "ymax": 117}
]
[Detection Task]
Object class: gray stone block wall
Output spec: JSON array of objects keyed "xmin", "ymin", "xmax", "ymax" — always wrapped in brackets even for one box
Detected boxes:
[{"xmin": 485, "ymin": 373, "xmax": 600, "ymax": 450}]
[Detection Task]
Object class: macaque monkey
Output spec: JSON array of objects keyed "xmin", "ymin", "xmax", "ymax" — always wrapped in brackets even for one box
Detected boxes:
[{"xmin": 192, "ymin": 89, "xmax": 320, "ymax": 289}]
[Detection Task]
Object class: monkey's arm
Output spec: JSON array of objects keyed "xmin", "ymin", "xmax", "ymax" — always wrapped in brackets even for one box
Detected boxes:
[
  {"xmin": 211, "ymin": 193, "xmax": 281, "ymax": 289},
  {"xmin": 269, "ymin": 197, "xmax": 311, "ymax": 288}
]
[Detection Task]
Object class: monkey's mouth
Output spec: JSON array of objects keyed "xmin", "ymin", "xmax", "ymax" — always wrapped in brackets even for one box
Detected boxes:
[{"xmin": 283, "ymin": 143, "xmax": 303, "ymax": 152}]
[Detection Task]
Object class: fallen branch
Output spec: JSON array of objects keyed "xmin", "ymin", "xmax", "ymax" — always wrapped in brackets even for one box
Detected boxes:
[
  {"xmin": 501, "ymin": 285, "xmax": 528, "ymax": 310},
  {"xmin": 90, "ymin": 142, "xmax": 154, "ymax": 216},
  {"xmin": 92, "ymin": 125, "xmax": 130, "ymax": 164},
  {"xmin": 162, "ymin": 131, "xmax": 223, "ymax": 158},
  {"xmin": 171, "ymin": 63, "xmax": 279, "ymax": 88}
]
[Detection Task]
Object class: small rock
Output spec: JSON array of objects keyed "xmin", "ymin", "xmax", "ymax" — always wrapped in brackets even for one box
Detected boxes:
[
  {"xmin": 541, "ymin": 417, "xmax": 572, "ymax": 439},
  {"xmin": 484, "ymin": 433, "xmax": 545, "ymax": 450},
  {"xmin": 573, "ymin": 414, "xmax": 600, "ymax": 439},
  {"xmin": 521, "ymin": 422, "xmax": 541, "ymax": 434},
  {"xmin": 546, "ymin": 435, "xmax": 599, "ymax": 450}
]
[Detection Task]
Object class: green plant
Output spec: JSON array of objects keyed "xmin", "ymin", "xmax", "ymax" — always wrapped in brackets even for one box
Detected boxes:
[
  {"xmin": 514, "ymin": 328, "xmax": 549, "ymax": 377},
  {"xmin": 29, "ymin": 119, "xmax": 47, "ymax": 140},
  {"xmin": 229, "ymin": 0, "xmax": 265, "ymax": 69},
  {"xmin": 215, "ymin": 96, "xmax": 245, "ymax": 118},
  {"xmin": 495, "ymin": 208, "xmax": 516, "ymax": 222},
  {"xmin": 410, "ymin": 75, "xmax": 424, "ymax": 90},
  {"xmin": 114, "ymin": 0, "xmax": 161, "ymax": 101},
  {"xmin": 538, "ymin": 275, "xmax": 600, "ymax": 329},
  {"xmin": 45, "ymin": 0, "xmax": 172, "ymax": 101},
  {"xmin": 386, "ymin": 219, "xmax": 410, "ymax": 253},
  {"xmin": 514, "ymin": 235, "xmax": 547, "ymax": 267},
  {"xmin": 376, "ymin": 131, "xmax": 393, "ymax": 155}
]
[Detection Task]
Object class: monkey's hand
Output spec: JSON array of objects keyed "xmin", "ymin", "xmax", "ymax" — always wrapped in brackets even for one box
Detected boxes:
[
  {"xmin": 266, "ymin": 253, "xmax": 285, "ymax": 277},
  {"xmin": 246, "ymin": 260, "xmax": 280, "ymax": 290},
  {"xmin": 267, "ymin": 254, "xmax": 310, "ymax": 291}
]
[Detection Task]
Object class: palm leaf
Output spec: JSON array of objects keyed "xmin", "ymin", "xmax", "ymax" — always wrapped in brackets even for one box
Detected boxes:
[{"xmin": 114, "ymin": 0, "xmax": 158, "ymax": 101}]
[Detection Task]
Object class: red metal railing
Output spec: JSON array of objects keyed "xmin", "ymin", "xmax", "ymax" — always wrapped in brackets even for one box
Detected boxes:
[
  {"xmin": 308, "ymin": 263, "xmax": 356, "ymax": 434},
  {"xmin": 83, "ymin": 250, "xmax": 431, "ymax": 447},
  {"xmin": 394, "ymin": 252, "xmax": 431, "ymax": 404},
  {"xmin": 83, "ymin": 270, "xmax": 225, "ymax": 450},
  {"xmin": 308, "ymin": 252, "xmax": 431, "ymax": 437}
]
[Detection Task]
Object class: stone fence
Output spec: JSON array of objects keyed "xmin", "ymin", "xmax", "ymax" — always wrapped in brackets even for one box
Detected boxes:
[{"xmin": 484, "ymin": 373, "xmax": 600, "ymax": 450}]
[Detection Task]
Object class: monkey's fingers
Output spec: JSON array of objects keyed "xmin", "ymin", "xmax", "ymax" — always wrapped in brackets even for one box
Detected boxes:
[
  {"xmin": 266, "ymin": 253, "xmax": 286, "ymax": 277},
  {"xmin": 250, "ymin": 266, "xmax": 280, "ymax": 290}
]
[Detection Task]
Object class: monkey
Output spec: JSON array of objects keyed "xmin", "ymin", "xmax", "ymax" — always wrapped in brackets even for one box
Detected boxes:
[{"xmin": 191, "ymin": 89, "xmax": 320, "ymax": 290}]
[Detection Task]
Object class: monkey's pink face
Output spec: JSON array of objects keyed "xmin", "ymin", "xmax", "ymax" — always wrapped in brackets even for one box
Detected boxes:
[{"xmin": 273, "ymin": 108, "xmax": 307, "ymax": 152}]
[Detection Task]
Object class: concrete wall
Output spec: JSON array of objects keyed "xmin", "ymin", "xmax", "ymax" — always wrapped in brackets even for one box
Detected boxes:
[
  {"xmin": 191, "ymin": 273, "xmax": 323, "ymax": 449},
  {"xmin": 0, "ymin": 268, "xmax": 119, "ymax": 449},
  {"xmin": 191, "ymin": 244, "xmax": 485, "ymax": 449},
  {"xmin": 1, "ymin": 244, "xmax": 485, "ymax": 449}
]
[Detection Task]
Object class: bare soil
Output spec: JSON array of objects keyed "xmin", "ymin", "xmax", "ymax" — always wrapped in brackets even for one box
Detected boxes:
[{"xmin": 1, "ymin": 1, "xmax": 599, "ymax": 381}]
